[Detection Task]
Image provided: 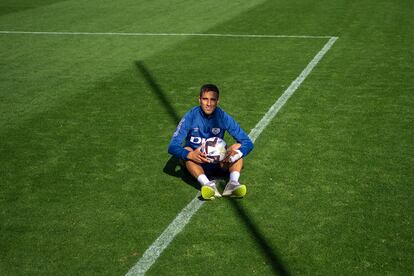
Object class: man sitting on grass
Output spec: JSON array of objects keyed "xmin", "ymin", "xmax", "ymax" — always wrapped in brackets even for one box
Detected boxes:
[{"xmin": 168, "ymin": 84, "xmax": 253, "ymax": 199}]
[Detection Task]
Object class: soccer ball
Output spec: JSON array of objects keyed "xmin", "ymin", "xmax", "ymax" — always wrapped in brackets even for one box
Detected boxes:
[{"xmin": 201, "ymin": 137, "xmax": 227, "ymax": 163}]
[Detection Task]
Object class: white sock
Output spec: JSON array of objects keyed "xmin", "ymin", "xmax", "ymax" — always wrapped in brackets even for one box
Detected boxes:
[
  {"xmin": 197, "ymin": 174, "xmax": 210, "ymax": 186},
  {"xmin": 230, "ymin": 171, "xmax": 240, "ymax": 183}
]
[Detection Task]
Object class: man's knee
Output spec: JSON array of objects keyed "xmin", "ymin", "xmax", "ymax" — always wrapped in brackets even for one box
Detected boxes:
[
  {"xmin": 179, "ymin": 147, "xmax": 206, "ymax": 177},
  {"xmin": 179, "ymin": 147, "xmax": 194, "ymax": 167},
  {"xmin": 221, "ymin": 157, "xmax": 243, "ymax": 171},
  {"xmin": 185, "ymin": 160, "xmax": 205, "ymax": 178}
]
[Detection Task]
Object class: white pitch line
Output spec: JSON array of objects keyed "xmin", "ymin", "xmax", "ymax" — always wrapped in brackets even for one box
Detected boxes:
[
  {"xmin": 126, "ymin": 197, "xmax": 204, "ymax": 276},
  {"xmin": 126, "ymin": 36, "xmax": 338, "ymax": 276},
  {"xmin": 0, "ymin": 30, "xmax": 334, "ymax": 39},
  {"xmin": 249, "ymin": 36, "xmax": 338, "ymax": 142}
]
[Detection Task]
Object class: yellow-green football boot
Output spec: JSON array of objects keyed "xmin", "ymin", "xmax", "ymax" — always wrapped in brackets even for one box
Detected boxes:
[
  {"xmin": 201, "ymin": 180, "xmax": 221, "ymax": 200},
  {"xmin": 222, "ymin": 180, "xmax": 247, "ymax": 198}
]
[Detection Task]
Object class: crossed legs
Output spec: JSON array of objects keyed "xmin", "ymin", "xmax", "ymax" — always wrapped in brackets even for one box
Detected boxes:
[{"xmin": 184, "ymin": 143, "xmax": 243, "ymax": 180}]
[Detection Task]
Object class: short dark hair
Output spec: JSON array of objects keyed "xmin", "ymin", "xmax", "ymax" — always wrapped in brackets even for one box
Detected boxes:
[{"xmin": 199, "ymin": 84, "xmax": 219, "ymax": 98}]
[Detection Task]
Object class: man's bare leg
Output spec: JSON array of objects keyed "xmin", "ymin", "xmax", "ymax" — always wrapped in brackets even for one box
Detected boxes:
[
  {"xmin": 183, "ymin": 147, "xmax": 206, "ymax": 180},
  {"xmin": 222, "ymin": 143, "xmax": 247, "ymax": 197},
  {"xmin": 226, "ymin": 143, "xmax": 243, "ymax": 174},
  {"xmin": 183, "ymin": 147, "xmax": 220, "ymax": 199}
]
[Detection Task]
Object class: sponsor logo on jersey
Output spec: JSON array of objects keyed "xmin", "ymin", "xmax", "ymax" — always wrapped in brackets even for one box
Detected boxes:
[
  {"xmin": 212, "ymin": 128, "xmax": 221, "ymax": 135},
  {"xmin": 193, "ymin": 127, "xmax": 199, "ymax": 132},
  {"xmin": 190, "ymin": 136, "xmax": 203, "ymax": 144},
  {"xmin": 190, "ymin": 136, "xmax": 223, "ymax": 145}
]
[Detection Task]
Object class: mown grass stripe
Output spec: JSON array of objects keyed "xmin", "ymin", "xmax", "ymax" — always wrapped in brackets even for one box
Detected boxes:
[
  {"xmin": 0, "ymin": 30, "xmax": 334, "ymax": 39},
  {"xmin": 126, "ymin": 36, "xmax": 338, "ymax": 275}
]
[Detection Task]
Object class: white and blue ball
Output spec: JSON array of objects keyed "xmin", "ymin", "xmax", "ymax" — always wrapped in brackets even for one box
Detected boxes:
[{"xmin": 201, "ymin": 137, "xmax": 227, "ymax": 163}]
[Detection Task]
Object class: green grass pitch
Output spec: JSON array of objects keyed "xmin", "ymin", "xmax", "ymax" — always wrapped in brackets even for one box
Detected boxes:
[{"xmin": 1, "ymin": 0, "xmax": 413, "ymax": 275}]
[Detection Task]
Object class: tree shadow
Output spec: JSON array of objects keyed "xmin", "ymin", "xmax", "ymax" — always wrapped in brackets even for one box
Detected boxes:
[
  {"xmin": 229, "ymin": 198, "xmax": 291, "ymax": 276},
  {"xmin": 135, "ymin": 60, "xmax": 290, "ymax": 275},
  {"xmin": 135, "ymin": 60, "xmax": 181, "ymax": 125},
  {"xmin": 135, "ymin": 60, "xmax": 200, "ymax": 190}
]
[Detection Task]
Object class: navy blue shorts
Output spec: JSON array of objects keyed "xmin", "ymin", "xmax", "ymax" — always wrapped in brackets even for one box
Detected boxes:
[
  {"xmin": 201, "ymin": 162, "xmax": 228, "ymax": 177},
  {"xmin": 180, "ymin": 159, "xmax": 228, "ymax": 177}
]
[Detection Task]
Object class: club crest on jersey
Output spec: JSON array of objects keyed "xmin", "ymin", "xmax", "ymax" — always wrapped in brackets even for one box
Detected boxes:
[{"xmin": 212, "ymin": 128, "xmax": 221, "ymax": 135}]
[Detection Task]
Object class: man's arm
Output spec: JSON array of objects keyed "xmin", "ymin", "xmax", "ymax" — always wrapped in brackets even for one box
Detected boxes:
[
  {"xmin": 168, "ymin": 117, "xmax": 191, "ymax": 160},
  {"xmin": 168, "ymin": 115, "xmax": 211, "ymax": 163},
  {"xmin": 223, "ymin": 112, "xmax": 254, "ymax": 157}
]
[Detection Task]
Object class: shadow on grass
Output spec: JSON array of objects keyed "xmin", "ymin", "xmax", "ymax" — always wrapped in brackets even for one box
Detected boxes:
[
  {"xmin": 229, "ymin": 198, "xmax": 291, "ymax": 276},
  {"xmin": 135, "ymin": 60, "xmax": 200, "ymax": 190},
  {"xmin": 163, "ymin": 155, "xmax": 199, "ymax": 190},
  {"xmin": 135, "ymin": 60, "xmax": 290, "ymax": 275},
  {"xmin": 135, "ymin": 60, "xmax": 181, "ymax": 125}
]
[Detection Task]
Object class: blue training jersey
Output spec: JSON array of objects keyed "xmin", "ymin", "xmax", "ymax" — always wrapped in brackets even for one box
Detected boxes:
[{"xmin": 168, "ymin": 106, "xmax": 254, "ymax": 160}]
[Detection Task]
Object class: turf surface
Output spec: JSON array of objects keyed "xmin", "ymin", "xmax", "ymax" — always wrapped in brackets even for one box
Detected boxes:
[{"xmin": 1, "ymin": 0, "xmax": 413, "ymax": 275}]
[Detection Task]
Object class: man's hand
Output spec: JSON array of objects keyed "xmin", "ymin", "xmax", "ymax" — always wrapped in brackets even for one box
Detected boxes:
[
  {"xmin": 222, "ymin": 149, "xmax": 243, "ymax": 163},
  {"xmin": 187, "ymin": 145, "xmax": 211, "ymax": 164}
]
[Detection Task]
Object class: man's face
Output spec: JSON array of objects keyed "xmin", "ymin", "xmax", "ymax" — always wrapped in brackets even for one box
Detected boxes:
[{"xmin": 199, "ymin": 91, "xmax": 219, "ymax": 115}]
